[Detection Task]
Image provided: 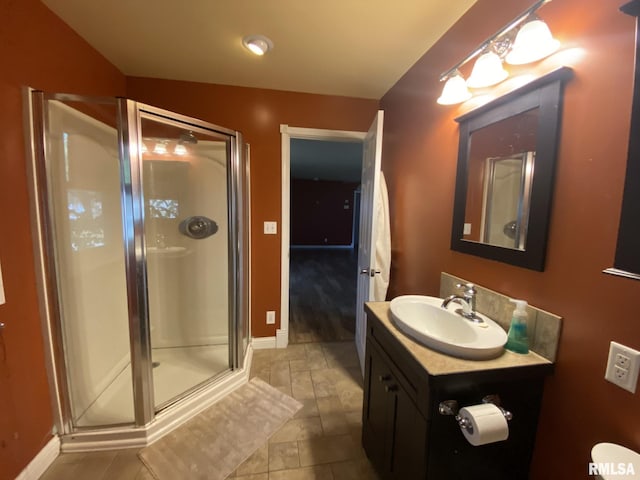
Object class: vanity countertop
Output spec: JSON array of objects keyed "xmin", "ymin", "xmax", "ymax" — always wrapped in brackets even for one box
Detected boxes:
[{"xmin": 365, "ymin": 301, "xmax": 552, "ymax": 377}]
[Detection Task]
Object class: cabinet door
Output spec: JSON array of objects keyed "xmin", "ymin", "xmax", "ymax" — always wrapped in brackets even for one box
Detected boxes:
[
  {"xmin": 363, "ymin": 341, "xmax": 429, "ymax": 479},
  {"xmin": 389, "ymin": 385, "xmax": 427, "ymax": 479},
  {"xmin": 362, "ymin": 343, "xmax": 393, "ymax": 474}
]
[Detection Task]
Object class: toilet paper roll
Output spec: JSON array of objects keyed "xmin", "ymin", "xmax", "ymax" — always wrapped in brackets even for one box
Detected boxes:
[{"xmin": 458, "ymin": 403, "xmax": 509, "ymax": 446}]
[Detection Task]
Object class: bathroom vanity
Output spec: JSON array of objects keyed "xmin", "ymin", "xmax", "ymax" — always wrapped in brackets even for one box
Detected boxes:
[{"xmin": 362, "ymin": 302, "xmax": 554, "ymax": 479}]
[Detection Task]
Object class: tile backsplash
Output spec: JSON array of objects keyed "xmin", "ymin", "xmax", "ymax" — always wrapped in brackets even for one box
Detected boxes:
[{"xmin": 440, "ymin": 273, "xmax": 562, "ymax": 362}]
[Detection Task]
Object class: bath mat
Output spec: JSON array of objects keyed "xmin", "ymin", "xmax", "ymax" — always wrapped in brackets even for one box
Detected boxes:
[{"xmin": 138, "ymin": 378, "xmax": 302, "ymax": 480}]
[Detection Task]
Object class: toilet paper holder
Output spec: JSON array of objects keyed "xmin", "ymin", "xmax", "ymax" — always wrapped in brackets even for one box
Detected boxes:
[{"xmin": 438, "ymin": 395, "xmax": 513, "ymax": 433}]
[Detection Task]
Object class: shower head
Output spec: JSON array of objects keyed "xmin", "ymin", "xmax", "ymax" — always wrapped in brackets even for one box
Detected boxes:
[{"xmin": 179, "ymin": 131, "xmax": 198, "ymax": 144}]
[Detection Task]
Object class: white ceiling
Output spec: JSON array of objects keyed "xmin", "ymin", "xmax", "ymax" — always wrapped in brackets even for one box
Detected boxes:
[{"xmin": 42, "ymin": 0, "xmax": 476, "ymax": 99}]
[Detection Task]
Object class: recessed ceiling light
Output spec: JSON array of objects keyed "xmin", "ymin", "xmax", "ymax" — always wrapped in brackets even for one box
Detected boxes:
[{"xmin": 242, "ymin": 35, "xmax": 273, "ymax": 56}]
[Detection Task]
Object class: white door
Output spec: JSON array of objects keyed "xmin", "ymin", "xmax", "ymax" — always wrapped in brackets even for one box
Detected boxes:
[{"xmin": 355, "ymin": 111, "xmax": 384, "ymax": 371}]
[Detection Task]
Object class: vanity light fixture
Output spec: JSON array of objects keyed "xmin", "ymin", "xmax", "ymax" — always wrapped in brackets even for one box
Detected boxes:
[
  {"xmin": 437, "ymin": 71, "xmax": 472, "ymax": 105},
  {"xmin": 466, "ymin": 50, "xmax": 509, "ymax": 88},
  {"xmin": 242, "ymin": 35, "xmax": 274, "ymax": 56},
  {"xmin": 437, "ymin": 0, "xmax": 559, "ymax": 105},
  {"xmin": 505, "ymin": 15, "xmax": 560, "ymax": 65}
]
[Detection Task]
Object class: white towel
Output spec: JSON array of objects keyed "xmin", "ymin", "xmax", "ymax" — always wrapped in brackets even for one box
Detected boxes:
[{"xmin": 373, "ymin": 172, "xmax": 391, "ymax": 302}]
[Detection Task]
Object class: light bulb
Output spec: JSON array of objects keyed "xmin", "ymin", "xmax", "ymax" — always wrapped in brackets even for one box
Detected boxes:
[
  {"xmin": 153, "ymin": 142, "xmax": 167, "ymax": 155},
  {"xmin": 467, "ymin": 51, "xmax": 509, "ymax": 89},
  {"xmin": 437, "ymin": 73, "xmax": 472, "ymax": 105},
  {"xmin": 506, "ymin": 18, "xmax": 560, "ymax": 65},
  {"xmin": 242, "ymin": 35, "xmax": 273, "ymax": 56},
  {"xmin": 174, "ymin": 144, "xmax": 187, "ymax": 156}
]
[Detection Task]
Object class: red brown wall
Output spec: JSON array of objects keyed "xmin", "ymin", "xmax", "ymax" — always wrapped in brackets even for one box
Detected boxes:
[
  {"xmin": 127, "ymin": 77, "xmax": 378, "ymax": 337},
  {"xmin": 291, "ymin": 179, "xmax": 359, "ymax": 246},
  {"xmin": 381, "ymin": 0, "xmax": 639, "ymax": 476},
  {"xmin": 0, "ymin": 0, "xmax": 126, "ymax": 477}
]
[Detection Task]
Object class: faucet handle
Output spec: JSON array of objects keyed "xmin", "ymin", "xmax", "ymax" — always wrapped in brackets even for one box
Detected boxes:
[{"xmin": 456, "ymin": 282, "xmax": 476, "ymax": 296}]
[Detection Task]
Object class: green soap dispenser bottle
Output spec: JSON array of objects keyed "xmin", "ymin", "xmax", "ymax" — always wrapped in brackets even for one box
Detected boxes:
[{"xmin": 505, "ymin": 299, "xmax": 529, "ymax": 354}]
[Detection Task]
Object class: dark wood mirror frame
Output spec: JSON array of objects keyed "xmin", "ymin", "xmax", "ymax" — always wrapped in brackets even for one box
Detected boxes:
[
  {"xmin": 606, "ymin": 0, "xmax": 640, "ymax": 280},
  {"xmin": 451, "ymin": 67, "xmax": 573, "ymax": 271}
]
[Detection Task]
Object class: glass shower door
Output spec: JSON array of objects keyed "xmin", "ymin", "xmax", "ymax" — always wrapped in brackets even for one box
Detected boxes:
[
  {"xmin": 39, "ymin": 95, "xmax": 135, "ymax": 428},
  {"xmin": 138, "ymin": 113, "xmax": 233, "ymax": 409}
]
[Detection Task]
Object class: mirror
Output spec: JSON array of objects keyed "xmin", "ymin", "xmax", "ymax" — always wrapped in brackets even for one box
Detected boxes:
[
  {"xmin": 451, "ymin": 67, "xmax": 572, "ymax": 271},
  {"xmin": 605, "ymin": 0, "xmax": 640, "ymax": 280}
]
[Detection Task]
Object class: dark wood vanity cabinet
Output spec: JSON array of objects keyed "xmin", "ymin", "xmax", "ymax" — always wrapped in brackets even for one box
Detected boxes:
[
  {"xmin": 362, "ymin": 309, "xmax": 553, "ymax": 480},
  {"xmin": 363, "ymin": 340, "xmax": 428, "ymax": 479}
]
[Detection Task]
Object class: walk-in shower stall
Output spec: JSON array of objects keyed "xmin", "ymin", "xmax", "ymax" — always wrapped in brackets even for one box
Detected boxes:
[{"xmin": 25, "ymin": 91, "xmax": 250, "ymax": 449}]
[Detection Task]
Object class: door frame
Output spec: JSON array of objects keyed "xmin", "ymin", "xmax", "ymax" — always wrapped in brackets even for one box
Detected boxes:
[{"xmin": 279, "ymin": 126, "xmax": 366, "ymax": 348}]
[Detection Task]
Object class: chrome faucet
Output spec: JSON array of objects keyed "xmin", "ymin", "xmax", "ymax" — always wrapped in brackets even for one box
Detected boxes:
[{"xmin": 441, "ymin": 283, "xmax": 483, "ymax": 323}]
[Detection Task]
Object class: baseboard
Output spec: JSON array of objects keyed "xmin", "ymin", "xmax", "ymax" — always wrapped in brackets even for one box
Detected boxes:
[
  {"xmin": 251, "ymin": 336, "xmax": 277, "ymax": 349},
  {"xmin": 276, "ymin": 328, "xmax": 288, "ymax": 348},
  {"xmin": 16, "ymin": 435, "xmax": 60, "ymax": 480},
  {"xmin": 290, "ymin": 245, "xmax": 354, "ymax": 250}
]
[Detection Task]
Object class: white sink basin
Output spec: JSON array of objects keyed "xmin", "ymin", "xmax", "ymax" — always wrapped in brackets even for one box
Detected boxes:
[{"xmin": 389, "ymin": 295, "xmax": 508, "ymax": 360}]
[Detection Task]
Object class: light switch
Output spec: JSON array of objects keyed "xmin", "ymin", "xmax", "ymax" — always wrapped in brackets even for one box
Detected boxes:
[
  {"xmin": 463, "ymin": 223, "xmax": 472, "ymax": 235},
  {"xmin": 0, "ymin": 259, "xmax": 5, "ymax": 305},
  {"xmin": 264, "ymin": 221, "xmax": 277, "ymax": 235}
]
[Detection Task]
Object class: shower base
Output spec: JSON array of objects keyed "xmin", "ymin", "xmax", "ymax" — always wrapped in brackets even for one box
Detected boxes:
[
  {"xmin": 60, "ymin": 345, "xmax": 252, "ymax": 452},
  {"xmin": 77, "ymin": 344, "xmax": 230, "ymax": 427}
]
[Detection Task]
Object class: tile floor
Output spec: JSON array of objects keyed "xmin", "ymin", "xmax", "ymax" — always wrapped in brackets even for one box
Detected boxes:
[{"xmin": 39, "ymin": 341, "xmax": 379, "ymax": 480}]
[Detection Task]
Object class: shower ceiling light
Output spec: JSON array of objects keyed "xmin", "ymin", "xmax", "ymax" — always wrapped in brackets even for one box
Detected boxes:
[{"xmin": 242, "ymin": 35, "xmax": 274, "ymax": 56}]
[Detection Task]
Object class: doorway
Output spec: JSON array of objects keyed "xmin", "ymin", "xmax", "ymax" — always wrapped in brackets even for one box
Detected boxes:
[
  {"xmin": 280, "ymin": 126, "xmax": 366, "ymax": 348},
  {"xmin": 288, "ymin": 139, "xmax": 363, "ymax": 343}
]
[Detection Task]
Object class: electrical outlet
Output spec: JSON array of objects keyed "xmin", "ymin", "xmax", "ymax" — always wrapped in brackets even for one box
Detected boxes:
[
  {"xmin": 614, "ymin": 365, "xmax": 628, "ymax": 381},
  {"xmin": 605, "ymin": 341, "xmax": 640, "ymax": 393},
  {"xmin": 615, "ymin": 353, "xmax": 630, "ymax": 369},
  {"xmin": 266, "ymin": 311, "xmax": 276, "ymax": 325}
]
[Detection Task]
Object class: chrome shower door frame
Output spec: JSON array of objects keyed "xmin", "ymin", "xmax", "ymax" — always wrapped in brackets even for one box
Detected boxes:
[
  {"xmin": 121, "ymin": 100, "xmax": 247, "ymax": 422},
  {"xmin": 26, "ymin": 91, "xmax": 248, "ymax": 439}
]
